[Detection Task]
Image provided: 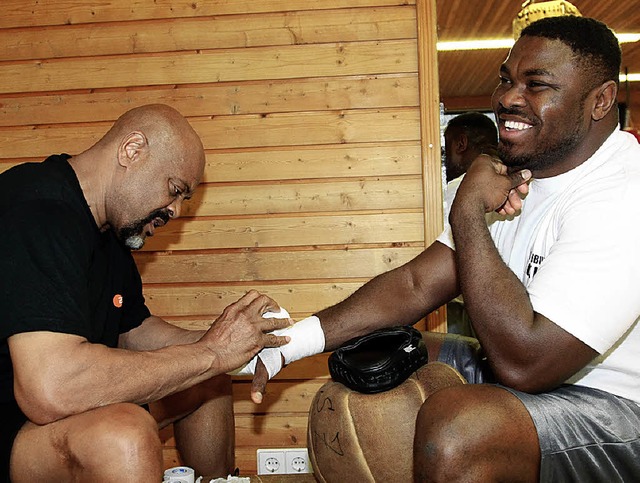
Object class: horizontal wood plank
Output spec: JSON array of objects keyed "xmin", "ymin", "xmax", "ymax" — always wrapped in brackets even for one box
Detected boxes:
[
  {"xmin": 236, "ymin": 414, "xmax": 310, "ymax": 448},
  {"xmin": 139, "ymin": 211, "xmax": 424, "ymax": 251},
  {"xmin": 0, "ymin": 40, "xmax": 418, "ymax": 94},
  {"xmin": 143, "ymin": 281, "xmax": 367, "ymax": 316},
  {"xmin": 0, "ymin": 142, "xmax": 423, "ymax": 182},
  {"xmin": 183, "ymin": 177, "xmax": 423, "ymax": 217},
  {"xmin": 0, "ymin": 108, "xmax": 420, "ymax": 158},
  {"xmin": 1, "ymin": 0, "xmax": 415, "ymax": 29},
  {"xmin": 135, "ymin": 246, "xmax": 422, "ymax": 283},
  {"xmin": 201, "ymin": 142, "xmax": 422, "ymax": 182},
  {"xmin": 194, "ymin": 109, "xmax": 421, "ymax": 150},
  {"xmin": 0, "ymin": 7, "xmax": 416, "ymax": 61},
  {"xmin": 233, "ymin": 379, "xmax": 328, "ymax": 415},
  {"xmin": 0, "ymin": 74, "xmax": 419, "ymax": 127}
]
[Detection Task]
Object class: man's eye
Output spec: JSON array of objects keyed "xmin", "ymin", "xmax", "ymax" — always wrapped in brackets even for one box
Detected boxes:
[
  {"xmin": 528, "ymin": 81, "xmax": 547, "ymax": 89},
  {"xmin": 499, "ymin": 76, "xmax": 512, "ymax": 85},
  {"xmin": 173, "ymin": 186, "xmax": 182, "ymax": 197}
]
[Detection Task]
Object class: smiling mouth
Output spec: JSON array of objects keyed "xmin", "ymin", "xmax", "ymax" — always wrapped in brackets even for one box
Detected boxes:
[{"xmin": 504, "ymin": 120, "xmax": 533, "ymax": 131}]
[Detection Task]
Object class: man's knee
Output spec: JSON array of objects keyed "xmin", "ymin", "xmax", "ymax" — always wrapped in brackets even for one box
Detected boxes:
[
  {"xmin": 11, "ymin": 403, "xmax": 163, "ymax": 482},
  {"xmin": 414, "ymin": 386, "xmax": 477, "ymax": 481},
  {"xmin": 413, "ymin": 385, "xmax": 539, "ymax": 482},
  {"xmin": 84, "ymin": 403, "xmax": 162, "ymax": 473}
]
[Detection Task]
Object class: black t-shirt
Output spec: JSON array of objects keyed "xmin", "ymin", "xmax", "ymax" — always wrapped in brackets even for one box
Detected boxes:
[{"xmin": 0, "ymin": 154, "xmax": 151, "ymax": 405}]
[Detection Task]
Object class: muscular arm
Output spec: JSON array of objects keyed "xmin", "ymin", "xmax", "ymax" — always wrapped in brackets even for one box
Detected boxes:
[
  {"xmin": 450, "ymin": 157, "xmax": 597, "ymax": 392},
  {"xmin": 317, "ymin": 241, "xmax": 459, "ymax": 351},
  {"xmin": 249, "ymin": 237, "xmax": 459, "ymax": 403},
  {"xmin": 118, "ymin": 315, "xmax": 204, "ymax": 350},
  {"xmin": 9, "ymin": 291, "xmax": 290, "ymax": 425}
]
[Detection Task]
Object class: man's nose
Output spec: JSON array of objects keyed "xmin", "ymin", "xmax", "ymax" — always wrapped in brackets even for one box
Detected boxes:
[
  {"xmin": 498, "ymin": 84, "xmax": 526, "ymax": 109},
  {"xmin": 167, "ymin": 199, "xmax": 182, "ymax": 219}
]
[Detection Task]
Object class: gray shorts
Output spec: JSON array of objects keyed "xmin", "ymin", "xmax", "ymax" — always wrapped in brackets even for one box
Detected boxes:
[{"xmin": 438, "ymin": 335, "xmax": 640, "ymax": 482}]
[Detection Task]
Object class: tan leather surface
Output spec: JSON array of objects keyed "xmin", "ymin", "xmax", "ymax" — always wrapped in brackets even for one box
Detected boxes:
[{"xmin": 308, "ymin": 362, "xmax": 466, "ymax": 483}]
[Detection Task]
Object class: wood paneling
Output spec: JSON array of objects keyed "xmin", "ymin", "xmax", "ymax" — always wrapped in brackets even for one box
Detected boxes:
[
  {"xmin": 0, "ymin": 108, "xmax": 421, "ymax": 158},
  {"xmin": 0, "ymin": 0, "xmax": 441, "ymax": 475},
  {"xmin": 136, "ymin": 247, "xmax": 424, "ymax": 283},
  {"xmin": 0, "ymin": 75, "xmax": 420, "ymax": 126},
  {"xmin": 0, "ymin": 41, "xmax": 418, "ymax": 94},
  {"xmin": 1, "ymin": 7, "xmax": 417, "ymax": 61},
  {"xmin": 1, "ymin": 0, "xmax": 416, "ymax": 29}
]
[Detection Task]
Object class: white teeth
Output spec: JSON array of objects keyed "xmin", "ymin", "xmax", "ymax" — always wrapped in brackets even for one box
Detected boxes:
[{"xmin": 505, "ymin": 120, "xmax": 532, "ymax": 131}]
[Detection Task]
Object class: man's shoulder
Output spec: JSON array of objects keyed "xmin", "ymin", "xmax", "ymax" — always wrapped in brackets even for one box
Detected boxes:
[
  {"xmin": 2, "ymin": 155, "xmax": 73, "ymax": 196},
  {"xmin": 1, "ymin": 155, "xmax": 88, "ymax": 219},
  {"xmin": 577, "ymin": 130, "xmax": 640, "ymax": 189},
  {"xmin": 599, "ymin": 129, "xmax": 640, "ymax": 168}
]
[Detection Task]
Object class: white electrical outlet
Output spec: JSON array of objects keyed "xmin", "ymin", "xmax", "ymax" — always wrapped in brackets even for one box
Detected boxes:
[
  {"xmin": 257, "ymin": 448, "xmax": 312, "ymax": 475},
  {"xmin": 285, "ymin": 448, "xmax": 311, "ymax": 474},
  {"xmin": 257, "ymin": 449, "xmax": 285, "ymax": 475}
]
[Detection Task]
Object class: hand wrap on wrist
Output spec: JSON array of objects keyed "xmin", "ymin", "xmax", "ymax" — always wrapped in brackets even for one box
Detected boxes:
[{"xmin": 229, "ymin": 314, "xmax": 325, "ymax": 380}]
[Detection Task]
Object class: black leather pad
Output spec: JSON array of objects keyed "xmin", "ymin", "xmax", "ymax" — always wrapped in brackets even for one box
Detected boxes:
[{"xmin": 328, "ymin": 326, "xmax": 428, "ymax": 394}]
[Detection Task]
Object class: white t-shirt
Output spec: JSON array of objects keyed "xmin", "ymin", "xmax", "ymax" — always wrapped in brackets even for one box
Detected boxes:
[
  {"xmin": 437, "ymin": 129, "xmax": 640, "ymax": 404},
  {"xmin": 443, "ymin": 174, "xmax": 464, "ymax": 222}
]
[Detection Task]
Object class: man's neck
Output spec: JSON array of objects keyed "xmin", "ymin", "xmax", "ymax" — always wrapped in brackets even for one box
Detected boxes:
[{"xmin": 67, "ymin": 150, "xmax": 109, "ymax": 230}]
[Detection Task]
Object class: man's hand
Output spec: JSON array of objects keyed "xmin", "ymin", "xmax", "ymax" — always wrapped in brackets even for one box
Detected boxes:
[
  {"xmin": 199, "ymin": 290, "xmax": 291, "ymax": 374},
  {"xmin": 246, "ymin": 314, "xmax": 327, "ymax": 403},
  {"xmin": 454, "ymin": 154, "xmax": 532, "ymax": 216}
]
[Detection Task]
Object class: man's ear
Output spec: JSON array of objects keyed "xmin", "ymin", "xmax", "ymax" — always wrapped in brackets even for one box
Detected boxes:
[
  {"xmin": 118, "ymin": 131, "xmax": 148, "ymax": 168},
  {"xmin": 456, "ymin": 133, "xmax": 469, "ymax": 154},
  {"xmin": 591, "ymin": 80, "xmax": 618, "ymax": 122}
]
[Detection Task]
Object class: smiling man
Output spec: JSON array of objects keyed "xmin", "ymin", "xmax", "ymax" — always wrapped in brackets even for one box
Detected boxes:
[
  {"xmin": 246, "ymin": 16, "xmax": 640, "ymax": 481},
  {"xmin": 0, "ymin": 104, "xmax": 291, "ymax": 482}
]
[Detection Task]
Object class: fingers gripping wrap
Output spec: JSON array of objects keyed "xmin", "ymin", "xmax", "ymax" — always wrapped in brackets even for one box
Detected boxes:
[
  {"xmin": 228, "ymin": 308, "xmax": 290, "ymax": 378},
  {"xmin": 229, "ymin": 311, "xmax": 325, "ymax": 379}
]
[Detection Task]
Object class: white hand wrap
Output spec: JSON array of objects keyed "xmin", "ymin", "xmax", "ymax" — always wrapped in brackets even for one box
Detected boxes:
[
  {"xmin": 229, "ymin": 314, "xmax": 325, "ymax": 380},
  {"xmin": 271, "ymin": 315, "xmax": 325, "ymax": 366}
]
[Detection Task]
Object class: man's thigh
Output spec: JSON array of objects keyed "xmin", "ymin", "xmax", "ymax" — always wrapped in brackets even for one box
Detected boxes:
[
  {"xmin": 436, "ymin": 333, "xmax": 640, "ymax": 481},
  {"xmin": 504, "ymin": 384, "xmax": 640, "ymax": 482},
  {"xmin": 10, "ymin": 403, "xmax": 160, "ymax": 482}
]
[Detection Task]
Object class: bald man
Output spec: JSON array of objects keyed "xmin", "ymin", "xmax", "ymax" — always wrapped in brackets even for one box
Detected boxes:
[{"xmin": 0, "ymin": 104, "xmax": 291, "ymax": 482}]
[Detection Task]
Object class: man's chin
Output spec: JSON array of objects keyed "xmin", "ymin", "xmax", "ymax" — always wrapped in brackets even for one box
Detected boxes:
[{"xmin": 498, "ymin": 146, "xmax": 530, "ymax": 170}]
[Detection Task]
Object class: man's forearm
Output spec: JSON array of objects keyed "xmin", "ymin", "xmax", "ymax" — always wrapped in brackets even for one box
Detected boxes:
[
  {"xmin": 451, "ymin": 205, "xmax": 534, "ymax": 340},
  {"xmin": 119, "ymin": 315, "xmax": 205, "ymax": 351},
  {"xmin": 449, "ymin": 201, "xmax": 568, "ymax": 389},
  {"xmin": 13, "ymin": 333, "xmax": 220, "ymax": 425},
  {"xmin": 317, "ymin": 242, "xmax": 458, "ymax": 351}
]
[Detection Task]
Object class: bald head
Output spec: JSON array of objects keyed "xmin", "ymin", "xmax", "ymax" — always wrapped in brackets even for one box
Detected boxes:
[
  {"xmin": 100, "ymin": 104, "xmax": 205, "ymax": 169},
  {"xmin": 71, "ymin": 104, "xmax": 206, "ymax": 248}
]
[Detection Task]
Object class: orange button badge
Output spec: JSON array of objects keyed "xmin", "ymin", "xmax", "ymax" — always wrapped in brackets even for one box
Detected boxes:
[{"xmin": 113, "ymin": 294, "xmax": 123, "ymax": 308}]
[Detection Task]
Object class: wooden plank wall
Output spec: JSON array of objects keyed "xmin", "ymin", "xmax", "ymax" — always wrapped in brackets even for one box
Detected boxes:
[{"xmin": 0, "ymin": 0, "xmax": 443, "ymax": 475}]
